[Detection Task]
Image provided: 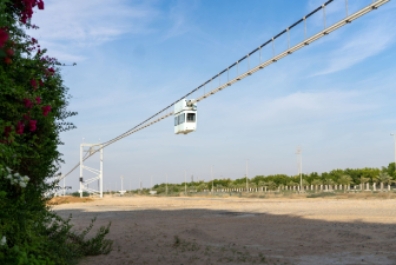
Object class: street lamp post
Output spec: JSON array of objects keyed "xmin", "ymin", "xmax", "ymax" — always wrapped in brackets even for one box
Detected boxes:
[
  {"xmin": 296, "ymin": 147, "xmax": 303, "ymax": 192},
  {"xmin": 391, "ymin": 133, "xmax": 396, "ymax": 168},
  {"xmin": 139, "ymin": 177, "xmax": 142, "ymax": 194},
  {"xmin": 246, "ymin": 160, "xmax": 249, "ymax": 192},
  {"xmin": 211, "ymin": 166, "xmax": 213, "ymax": 193},
  {"xmin": 166, "ymin": 174, "xmax": 168, "ymax": 195}
]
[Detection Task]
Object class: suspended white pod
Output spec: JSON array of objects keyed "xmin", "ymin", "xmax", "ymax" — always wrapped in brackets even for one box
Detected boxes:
[{"xmin": 174, "ymin": 99, "xmax": 197, "ymax": 135}]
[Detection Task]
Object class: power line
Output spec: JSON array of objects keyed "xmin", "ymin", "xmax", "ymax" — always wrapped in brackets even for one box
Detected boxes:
[{"xmin": 61, "ymin": 0, "xmax": 389, "ymax": 180}]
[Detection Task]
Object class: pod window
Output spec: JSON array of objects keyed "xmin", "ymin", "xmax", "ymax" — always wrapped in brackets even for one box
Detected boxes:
[
  {"xmin": 187, "ymin": 113, "xmax": 196, "ymax": 122},
  {"xmin": 178, "ymin": 113, "xmax": 185, "ymax": 124}
]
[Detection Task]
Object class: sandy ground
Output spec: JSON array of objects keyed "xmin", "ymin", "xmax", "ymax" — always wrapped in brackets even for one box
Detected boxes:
[
  {"xmin": 53, "ymin": 196, "xmax": 396, "ymax": 265},
  {"xmin": 47, "ymin": 196, "xmax": 93, "ymax": 205}
]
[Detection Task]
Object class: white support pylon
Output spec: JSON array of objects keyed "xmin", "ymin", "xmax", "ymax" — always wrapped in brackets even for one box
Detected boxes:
[
  {"xmin": 79, "ymin": 143, "xmax": 104, "ymax": 198},
  {"xmin": 119, "ymin": 175, "xmax": 126, "ymax": 195},
  {"xmin": 296, "ymin": 146, "xmax": 303, "ymax": 192}
]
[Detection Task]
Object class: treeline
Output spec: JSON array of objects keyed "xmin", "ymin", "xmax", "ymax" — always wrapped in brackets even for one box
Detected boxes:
[{"xmin": 133, "ymin": 163, "xmax": 395, "ymax": 194}]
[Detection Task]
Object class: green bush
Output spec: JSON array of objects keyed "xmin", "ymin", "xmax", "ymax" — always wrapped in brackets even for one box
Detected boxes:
[
  {"xmin": 0, "ymin": 1, "xmax": 112, "ymax": 264},
  {"xmin": 71, "ymin": 191, "xmax": 90, "ymax": 197}
]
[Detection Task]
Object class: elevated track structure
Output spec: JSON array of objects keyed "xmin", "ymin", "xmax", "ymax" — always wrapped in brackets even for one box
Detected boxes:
[{"xmin": 58, "ymin": 0, "xmax": 390, "ymax": 197}]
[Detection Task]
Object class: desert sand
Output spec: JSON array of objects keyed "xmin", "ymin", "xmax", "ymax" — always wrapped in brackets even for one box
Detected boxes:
[{"xmin": 53, "ymin": 195, "xmax": 396, "ymax": 265}]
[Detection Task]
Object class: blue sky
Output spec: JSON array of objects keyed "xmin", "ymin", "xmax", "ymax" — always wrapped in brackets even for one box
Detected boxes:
[{"xmin": 30, "ymin": 0, "xmax": 396, "ymax": 191}]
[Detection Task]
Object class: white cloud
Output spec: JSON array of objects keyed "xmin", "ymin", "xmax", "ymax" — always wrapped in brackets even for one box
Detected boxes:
[
  {"xmin": 312, "ymin": 12, "xmax": 396, "ymax": 76},
  {"xmin": 222, "ymin": 90, "xmax": 376, "ymax": 126},
  {"xmin": 161, "ymin": 0, "xmax": 198, "ymax": 41},
  {"xmin": 29, "ymin": 0, "xmax": 158, "ymax": 62},
  {"xmin": 263, "ymin": 90, "xmax": 370, "ymax": 114}
]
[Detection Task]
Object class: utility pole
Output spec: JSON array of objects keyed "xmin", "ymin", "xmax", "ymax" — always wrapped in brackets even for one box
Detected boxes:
[
  {"xmin": 139, "ymin": 177, "xmax": 142, "ymax": 194},
  {"xmin": 391, "ymin": 133, "xmax": 396, "ymax": 168},
  {"xmin": 120, "ymin": 175, "xmax": 126, "ymax": 195},
  {"xmin": 246, "ymin": 159, "xmax": 249, "ymax": 192},
  {"xmin": 211, "ymin": 166, "xmax": 214, "ymax": 193},
  {"xmin": 296, "ymin": 146, "xmax": 303, "ymax": 192},
  {"xmin": 184, "ymin": 170, "xmax": 187, "ymax": 195}
]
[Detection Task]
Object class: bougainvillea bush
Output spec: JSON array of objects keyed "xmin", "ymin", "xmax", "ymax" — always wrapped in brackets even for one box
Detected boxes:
[{"xmin": 0, "ymin": 1, "xmax": 112, "ymax": 264}]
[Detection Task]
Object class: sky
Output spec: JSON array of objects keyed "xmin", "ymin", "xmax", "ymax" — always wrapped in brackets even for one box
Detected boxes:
[{"xmin": 29, "ymin": 0, "xmax": 396, "ymax": 191}]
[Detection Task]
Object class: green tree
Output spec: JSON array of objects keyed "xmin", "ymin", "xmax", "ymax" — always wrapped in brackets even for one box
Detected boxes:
[
  {"xmin": 382, "ymin": 162, "xmax": 396, "ymax": 179},
  {"xmin": 311, "ymin": 179, "xmax": 322, "ymax": 186},
  {"xmin": 375, "ymin": 172, "xmax": 392, "ymax": 191},
  {"xmin": 266, "ymin": 181, "xmax": 277, "ymax": 191},
  {"xmin": 337, "ymin": 175, "xmax": 353, "ymax": 185},
  {"xmin": 323, "ymin": 178, "xmax": 335, "ymax": 186},
  {"xmin": 305, "ymin": 172, "xmax": 320, "ymax": 185},
  {"xmin": 359, "ymin": 176, "xmax": 370, "ymax": 184},
  {"xmin": 288, "ymin": 180, "xmax": 298, "ymax": 188},
  {"xmin": 257, "ymin": 180, "xmax": 265, "ymax": 191}
]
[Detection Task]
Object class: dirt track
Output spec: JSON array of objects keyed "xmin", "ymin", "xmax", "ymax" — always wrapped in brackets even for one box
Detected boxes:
[{"xmin": 53, "ymin": 196, "xmax": 396, "ymax": 265}]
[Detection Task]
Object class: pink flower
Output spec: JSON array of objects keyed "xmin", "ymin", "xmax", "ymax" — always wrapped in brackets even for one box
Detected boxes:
[
  {"xmin": 42, "ymin": 105, "xmax": 51, "ymax": 116},
  {"xmin": 20, "ymin": 7, "xmax": 31, "ymax": 23},
  {"xmin": 4, "ymin": 126, "xmax": 12, "ymax": 137},
  {"xmin": 4, "ymin": 57, "xmax": 12, "ymax": 64},
  {"xmin": 23, "ymin": 98, "xmax": 33, "ymax": 108},
  {"xmin": 23, "ymin": 113, "xmax": 31, "ymax": 120},
  {"xmin": 31, "ymin": 38, "xmax": 37, "ymax": 44},
  {"xmin": 39, "ymin": 80, "xmax": 44, "ymax": 87},
  {"xmin": 29, "ymin": 120, "xmax": 37, "ymax": 132},
  {"xmin": 20, "ymin": 15, "xmax": 27, "ymax": 24},
  {"xmin": 30, "ymin": 79, "xmax": 38, "ymax": 90},
  {"xmin": 16, "ymin": 121, "xmax": 24, "ymax": 135},
  {"xmin": 0, "ymin": 28, "xmax": 8, "ymax": 48},
  {"xmin": 35, "ymin": 96, "xmax": 41, "ymax": 104},
  {"xmin": 6, "ymin": 48, "xmax": 14, "ymax": 57},
  {"xmin": 47, "ymin": 67, "xmax": 55, "ymax": 75},
  {"xmin": 38, "ymin": 0, "xmax": 44, "ymax": 10}
]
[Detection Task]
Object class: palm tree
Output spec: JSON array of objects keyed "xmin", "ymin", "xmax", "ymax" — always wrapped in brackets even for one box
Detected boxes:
[
  {"xmin": 337, "ymin": 175, "xmax": 352, "ymax": 192},
  {"xmin": 311, "ymin": 179, "xmax": 322, "ymax": 185},
  {"xmin": 337, "ymin": 175, "xmax": 352, "ymax": 185},
  {"xmin": 310, "ymin": 179, "xmax": 322, "ymax": 192},
  {"xmin": 278, "ymin": 184, "xmax": 285, "ymax": 191},
  {"xmin": 376, "ymin": 172, "xmax": 392, "ymax": 191},
  {"xmin": 319, "ymin": 178, "xmax": 334, "ymax": 191},
  {"xmin": 298, "ymin": 179, "xmax": 309, "ymax": 191},
  {"xmin": 250, "ymin": 181, "xmax": 258, "ymax": 192},
  {"xmin": 198, "ymin": 183, "xmax": 208, "ymax": 192},
  {"xmin": 359, "ymin": 176, "xmax": 370, "ymax": 190},
  {"xmin": 258, "ymin": 180, "xmax": 265, "ymax": 192},
  {"xmin": 237, "ymin": 183, "xmax": 245, "ymax": 192},
  {"xmin": 287, "ymin": 181, "xmax": 298, "ymax": 191},
  {"xmin": 323, "ymin": 179, "xmax": 334, "ymax": 185},
  {"xmin": 266, "ymin": 181, "xmax": 277, "ymax": 191}
]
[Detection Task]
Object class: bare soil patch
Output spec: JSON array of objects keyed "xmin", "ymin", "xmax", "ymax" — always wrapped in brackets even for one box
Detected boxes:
[
  {"xmin": 47, "ymin": 196, "xmax": 93, "ymax": 205},
  {"xmin": 53, "ymin": 196, "xmax": 396, "ymax": 265}
]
